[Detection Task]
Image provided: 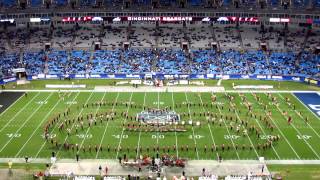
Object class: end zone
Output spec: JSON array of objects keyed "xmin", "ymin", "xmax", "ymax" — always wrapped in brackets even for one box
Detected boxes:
[
  {"xmin": 0, "ymin": 92, "xmax": 25, "ymax": 115},
  {"xmin": 293, "ymin": 92, "xmax": 320, "ymax": 118}
]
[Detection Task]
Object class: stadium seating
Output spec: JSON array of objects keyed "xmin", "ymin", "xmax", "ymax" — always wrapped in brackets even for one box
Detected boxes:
[
  {"xmin": 0, "ymin": 53, "xmax": 20, "ymax": 77},
  {"xmin": 47, "ymin": 50, "xmax": 68, "ymax": 75},
  {"xmin": 156, "ymin": 49, "xmax": 189, "ymax": 74},
  {"xmin": 1, "ymin": 0, "xmax": 16, "ymax": 7},
  {"xmin": 23, "ymin": 51, "xmax": 45, "ymax": 75}
]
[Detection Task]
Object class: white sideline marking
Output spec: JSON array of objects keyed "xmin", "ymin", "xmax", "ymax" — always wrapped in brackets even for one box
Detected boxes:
[
  {"xmin": 77, "ymin": 91, "xmax": 107, "ymax": 154},
  {"xmin": 0, "ymin": 93, "xmax": 53, "ymax": 153},
  {"xmin": 1, "ymin": 89, "xmax": 319, "ymax": 93},
  {"xmin": 95, "ymin": 92, "xmax": 119, "ymax": 159},
  {"xmin": 35, "ymin": 92, "xmax": 80, "ymax": 158},
  {"xmin": 0, "ymin": 92, "xmax": 40, "ymax": 133},
  {"xmin": 115, "ymin": 92, "xmax": 133, "ymax": 159},
  {"xmin": 15, "ymin": 93, "xmax": 63, "ymax": 157},
  {"xmin": 184, "ymin": 92, "xmax": 200, "ymax": 160}
]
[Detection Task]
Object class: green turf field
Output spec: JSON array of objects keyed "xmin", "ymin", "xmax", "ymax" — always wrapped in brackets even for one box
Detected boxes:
[{"xmin": 0, "ymin": 90, "xmax": 320, "ymax": 161}]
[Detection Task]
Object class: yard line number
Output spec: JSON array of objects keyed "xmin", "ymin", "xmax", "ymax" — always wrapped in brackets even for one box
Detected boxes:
[
  {"xmin": 112, "ymin": 134, "xmax": 128, "ymax": 139},
  {"xmin": 152, "ymin": 134, "xmax": 165, "ymax": 139},
  {"xmin": 6, "ymin": 133, "xmax": 21, "ymax": 138},
  {"xmin": 76, "ymin": 134, "xmax": 93, "ymax": 139},
  {"xmin": 224, "ymin": 135, "xmax": 240, "ymax": 140},
  {"xmin": 297, "ymin": 135, "xmax": 312, "ymax": 140}
]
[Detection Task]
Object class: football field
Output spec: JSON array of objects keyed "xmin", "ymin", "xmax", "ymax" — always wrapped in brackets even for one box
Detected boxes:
[{"xmin": 0, "ymin": 90, "xmax": 320, "ymax": 161}]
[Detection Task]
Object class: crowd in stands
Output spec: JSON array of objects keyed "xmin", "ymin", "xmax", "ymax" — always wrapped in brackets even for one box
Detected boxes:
[
  {"xmin": 0, "ymin": 48, "xmax": 319, "ymax": 80},
  {"xmin": 0, "ymin": 24, "xmax": 319, "ymax": 80}
]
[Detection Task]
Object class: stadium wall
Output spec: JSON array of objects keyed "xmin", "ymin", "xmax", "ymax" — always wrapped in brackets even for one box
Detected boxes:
[{"xmin": 0, "ymin": 74, "xmax": 319, "ymax": 87}]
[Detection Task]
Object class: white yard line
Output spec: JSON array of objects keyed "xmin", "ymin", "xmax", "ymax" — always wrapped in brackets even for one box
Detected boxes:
[
  {"xmin": 278, "ymin": 94, "xmax": 320, "ymax": 140},
  {"xmin": 211, "ymin": 92, "xmax": 240, "ymax": 160},
  {"xmin": 2, "ymin": 89, "xmax": 319, "ymax": 94},
  {"xmin": 273, "ymin": 94, "xmax": 320, "ymax": 159},
  {"xmin": 225, "ymin": 92, "xmax": 260, "ymax": 159},
  {"xmin": 184, "ymin": 92, "xmax": 200, "ymax": 160},
  {"xmin": 198, "ymin": 94, "xmax": 219, "ymax": 158},
  {"xmin": 56, "ymin": 92, "xmax": 95, "ymax": 157},
  {"xmin": 245, "ymin": 92, "xmax": 281, "ymax": 160},
  {"xmin": 14, "ymin": 93, "xmax": 63, "ymax": 157},
  {"xmin": 136, "ymin": 92, "xmax": 147, "ymax": 159},
  {"xmin": 0, "ymin": 92, "xmax": 40, "ymax": 133},
  {"xmin": 77, "ymin": 92, "xmax": 107, "ymax": 154},
  {"xmin": 115, "ymin": 92, "xmax": 133, "ymax": 159},
  {"xmin": 0, "ymin": 93, "xmax": 53, "ymax": 153},
  {"xmin": 35, "ymin": 92, "xmax": 81, "ymax": 158},
  {"xmin": 95, "ymin": 92, "xmax": 120, "ymax": 159},
  {"xmin": 171, "ymin": 92, "xmax": 179, "ymax": 158}
]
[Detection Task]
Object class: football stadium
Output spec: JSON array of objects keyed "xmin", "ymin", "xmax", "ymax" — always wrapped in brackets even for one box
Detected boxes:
[{"xmin": 0, "ymin": 1, "xmax": 320, "ymax": 179}]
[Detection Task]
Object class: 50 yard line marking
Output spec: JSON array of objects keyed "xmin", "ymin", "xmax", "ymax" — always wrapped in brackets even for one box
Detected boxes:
[
  {"xmin": 136, "ymin": 92, "xmax": 147, "ymax": 159},
  {"xmin": 0, "ymin": 93, "xmax": 53, "ymax": 154},
  {"xmin": 171, "ymin": 92, "xmax": 179, "ymax": 158},
  {"xmin": 184, "ymin": 92, "xmax": 200, "ymax": 160},
  {"xmin": 77, "ymin": 92, "xmax": 107, "ymax": 154},
  {"xmin": 56, "ymin": 91, "xmax": 95, "ymax": 157},
  {"xmin": 115, "ymin": 92, "xmax": 133, "ymax": 159},
  {"xmin": 35, "ymin": 92, "xmax": 80, "ymax": 158},
  {"xmin": 0, "ymin": 92, "xmax": 40, "ymax": 133},
  {"xmin": 95, "ymin": 92, "xmax": 119, "ymax": 159}
]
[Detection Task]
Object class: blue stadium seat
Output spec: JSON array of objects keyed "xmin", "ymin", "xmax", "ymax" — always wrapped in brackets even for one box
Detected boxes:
[
  {"xmin": 1, "ymin": 0, "xmax": 16, "ymax": 7},
  {"xmin": 269, "ymin": 0, "xmax": 279, "ymax": 7},
  {"xmin": 188, "ymin": 0, "xmax": 203, "ymax": 6},
  {"xmin": 30, "ymin": 0, "xmax": 42, "ymax": 7},
  {"xmin": 55, "ymin": 0, "xmax": 67, "ymax": 6},
  {"xmin": 80, "ymin": 0, "xmax": 96, "ymax": 6}
]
